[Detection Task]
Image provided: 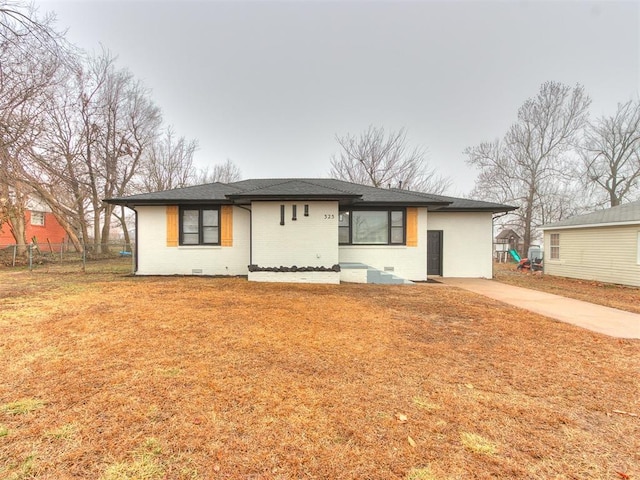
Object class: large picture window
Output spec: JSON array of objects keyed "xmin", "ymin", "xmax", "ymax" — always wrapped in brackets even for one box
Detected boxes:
[
  {"xmin": 339, "ymin": 209, "xmax": 405, "ymax": 245},
  {"xmin": 180, "ymin": 207, "xmax": 219, "ymax": 245}
]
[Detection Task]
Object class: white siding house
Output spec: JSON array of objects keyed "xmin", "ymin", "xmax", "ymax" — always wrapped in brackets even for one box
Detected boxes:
[
  {"xmin": 542, "ymin": 200, "xmax": 640, "ymax": 287},
  {"xmin": 106, "ymin": 178, "xmax": 514, "ymax": 284}
]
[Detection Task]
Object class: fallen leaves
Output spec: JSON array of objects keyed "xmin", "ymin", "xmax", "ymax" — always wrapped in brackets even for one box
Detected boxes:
[{"xmin": 395, "ymin": 413, "xmax": 408, "ymax": 423}]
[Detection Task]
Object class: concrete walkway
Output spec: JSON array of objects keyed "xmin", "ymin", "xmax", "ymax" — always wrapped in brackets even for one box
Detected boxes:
[{"xmin": 439, "ymin": 278, "xmax": 640, "ymax": 339}]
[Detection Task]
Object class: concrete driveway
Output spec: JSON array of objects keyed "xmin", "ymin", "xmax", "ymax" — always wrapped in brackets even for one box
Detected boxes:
[{"xmin": 439, "ymin": 278, "xmax": 640, "ymax": 339}]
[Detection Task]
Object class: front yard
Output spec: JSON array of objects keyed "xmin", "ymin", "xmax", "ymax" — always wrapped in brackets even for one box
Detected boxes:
[{"xmin": 0, "ymin": 271, "xmax": 638, "ymax": 479}]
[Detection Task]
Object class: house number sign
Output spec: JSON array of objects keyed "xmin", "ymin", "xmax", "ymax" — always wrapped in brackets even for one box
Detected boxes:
[{"xmin": 323, "ymin": 214, "xmax": 335, "ymax": 220}]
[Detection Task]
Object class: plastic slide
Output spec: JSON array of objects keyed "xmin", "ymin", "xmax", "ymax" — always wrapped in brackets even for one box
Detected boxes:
[{"xmin": 508, "ymin": 249, "xmax": 521, "ymax": 262}]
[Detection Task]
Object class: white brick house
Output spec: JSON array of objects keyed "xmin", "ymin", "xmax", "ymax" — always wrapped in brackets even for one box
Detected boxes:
[{"xmin": 106, "ymin": 178, "xmax": 515, "ymax": 284}]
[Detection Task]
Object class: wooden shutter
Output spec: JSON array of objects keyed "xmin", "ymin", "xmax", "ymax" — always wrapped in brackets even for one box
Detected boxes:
[
  {"xmin": 166, "ymin": 205, "xmax": 179, "ymax": 247},
  {"xmin": 406, "ymin": 207, "xmax": 418, "ymax": 247},
  {"xmin": 221, "ymin": 205, "xmax": 233, "ymax": 247}
]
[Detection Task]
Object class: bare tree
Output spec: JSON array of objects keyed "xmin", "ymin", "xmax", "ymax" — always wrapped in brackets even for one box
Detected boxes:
[
  {"xmin": 0, "ymin": 1, "xmax": 65, "ymax": 253},
  {"xmin": 95, "ymin": 58, "xmax": 162, "ymax": 248},
  {"xmin": 196, "ymin": 158, "xmax": 242, "ymax": 184},
  {"xmin": 466, "ymin": 81, "xmax": 591, "ymax": 253},
  {"xmin": 582, "ymin": 99, "xmax": 640, "ymax": 207},
  {"xmin": 329, "ymin": 126, "xmax": 451, "ymax": 194},
  {"xmin": 138, "ymin": 126, "xmax": 199, "ymax": 191},
  {"xmin": 22, "ymin": 49, "xmax": 161, "ymax": 251}
]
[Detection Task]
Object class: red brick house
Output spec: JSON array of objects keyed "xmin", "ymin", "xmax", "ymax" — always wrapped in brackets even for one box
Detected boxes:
[{"xmin": 0, "ymin": 209, "xmax": 68, "ymax": 249}]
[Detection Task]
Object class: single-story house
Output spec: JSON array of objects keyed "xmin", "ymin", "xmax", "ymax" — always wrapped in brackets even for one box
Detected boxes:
[
  {"xmin": 105, "ymin": 178, "xmax": 515, "ymax": 284},
  {"xmin": 541, "ymin": 200, "xmax": 640, "ymax": 287}
]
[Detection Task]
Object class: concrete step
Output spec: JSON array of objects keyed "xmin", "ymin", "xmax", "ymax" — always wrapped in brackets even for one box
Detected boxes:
[
  {"xmin": 366, "ymin": 267, "xmax": 412, "ymax": 285},
  {"xmin": 339, "ymin": 262, "xmax": 413, "ymax": 284}
]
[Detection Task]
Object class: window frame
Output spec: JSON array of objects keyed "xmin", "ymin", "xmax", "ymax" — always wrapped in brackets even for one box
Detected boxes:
[
  {"xmin": 549, "ymin": 233, "xmax": 560, "ymax": 260},
  {"xmin": 179, "ymin": 206, "xmax": 220, "ymax": 246},
  {"xmin": 30, "ymin": 211, "xmax": 45, "ymax": 226},
  {"xmin": 338, "ymin": 208, "xmax": 406, "ymax": 246}
]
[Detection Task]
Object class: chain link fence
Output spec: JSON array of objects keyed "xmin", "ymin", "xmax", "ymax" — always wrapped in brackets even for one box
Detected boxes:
[{"xmin": 0, "ymin": 242, "xmax": 135, "ymax": 274}]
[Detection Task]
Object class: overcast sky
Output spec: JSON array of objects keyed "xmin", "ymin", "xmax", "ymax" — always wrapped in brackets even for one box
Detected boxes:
[{"xmin": 34, "ymin": 0, "xmax": 639, "ymax": 195}]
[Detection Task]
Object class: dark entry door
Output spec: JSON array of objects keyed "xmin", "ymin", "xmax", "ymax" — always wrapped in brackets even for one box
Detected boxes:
[{"xmin": 427, "ymin": 230, "xmax": 443, "ymax": 276}]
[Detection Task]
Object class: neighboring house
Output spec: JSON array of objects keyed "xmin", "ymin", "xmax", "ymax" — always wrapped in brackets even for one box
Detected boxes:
[
  {"xmin": 105, "ymin": 178, "xmax": 515, "ymax": 284},
  {"xmin": 541, "ymin": 200, "xmax": 640, "ymax": 287},
  {"xmin": 0, "ymin": 197, "xmax": 67, "ymax": 249}
]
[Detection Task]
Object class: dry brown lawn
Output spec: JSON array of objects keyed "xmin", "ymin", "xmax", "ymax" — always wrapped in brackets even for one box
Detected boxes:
[
  {"xmin": 493, "ymin": 262, "xmax": 640, "ymax": 314},
  {"xmin": 0, "ymin": 270, "xmax": 638, "ymax": 479}
]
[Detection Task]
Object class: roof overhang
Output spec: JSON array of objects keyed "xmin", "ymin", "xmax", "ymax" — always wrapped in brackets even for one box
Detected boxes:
[
  {"xmin": 542, "ymin": 220, "xmax": 640, "ymax": 231},
  {"xmin": 103, "ymin": 198, "xmax": 235, "ymax": 208},
  {"xmin": 429, "ymin": 206, "xmax": 518, "ymax": 213}
]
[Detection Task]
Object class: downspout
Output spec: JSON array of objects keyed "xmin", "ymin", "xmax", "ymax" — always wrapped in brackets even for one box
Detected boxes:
[
  {"xmin": 237, "ymin": 205, "xmax": 252, "ymax": 266},
  {"xmin": 491, "ymin": 211, "xmax": 508, "ymax": 276},
  {"xmin": 133, "ymin": 206, "xmax": 138, "ymax": 274}
]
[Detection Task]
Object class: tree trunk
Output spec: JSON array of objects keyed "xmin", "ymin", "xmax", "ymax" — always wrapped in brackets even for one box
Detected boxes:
[
  {"xmin": 8, "ymin": 209, "xmax": 27, "ymax": 256},
  {"xmin": 120, "ymin": 205, "xmax": 131, "ymax": 249},
  {"xmin": 610, "ymin": 191, "xmax": 620, "ymax": 207},
  {"xmin": 522, "ymin": 185, "xmax": 536, "ymax": 257},
  {"xmin": 100, "ymin": 202, "xmax": 114, "ymax": 251}
]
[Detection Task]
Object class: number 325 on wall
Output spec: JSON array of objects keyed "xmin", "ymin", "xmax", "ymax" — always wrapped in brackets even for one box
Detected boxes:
[{"xmin": 324, "ymin": 214, "xmax": 335, "ymax": 219}]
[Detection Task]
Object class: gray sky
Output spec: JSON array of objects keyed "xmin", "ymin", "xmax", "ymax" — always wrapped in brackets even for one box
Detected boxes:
[{"xmin": 35, "ymin": 0, "xmax": 640, "ymax": 195}]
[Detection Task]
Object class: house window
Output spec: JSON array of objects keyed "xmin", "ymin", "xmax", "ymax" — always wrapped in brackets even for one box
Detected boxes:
[
  {"xmin": 339, "ymin": 209, "xmax": 405, "ymax": 245},
  {"xmin": 31, "ymin": 211, "xmax": 45, "ymax": 226},
  {"xmin": 550, "ymin": 233, "xmax": 560, "ymax": 259},
  {"xmin": 338, "ymin": 211, "xmax": 350, "ymax": 244},
  {"xmin": 180, "ymin": 207, "xmax": 219, "ymax": 245}
]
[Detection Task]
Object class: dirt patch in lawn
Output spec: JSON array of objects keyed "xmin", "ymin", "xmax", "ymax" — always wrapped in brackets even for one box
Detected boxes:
[
  {"xmin": 1, "ymin": 271, "xmax": 638, "ymax": 479},
  {"xmin": 493, "ymin": 262, "xmax": 640, "ymax": 315}
]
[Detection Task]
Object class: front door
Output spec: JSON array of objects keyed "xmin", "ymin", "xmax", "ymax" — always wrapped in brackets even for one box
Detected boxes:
[{"xmin": 427, "ymin": 230, "xmax": 443, "ymax": 276}]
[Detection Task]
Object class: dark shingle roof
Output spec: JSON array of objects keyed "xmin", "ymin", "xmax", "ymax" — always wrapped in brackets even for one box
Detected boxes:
[
  {"xmin": 225, "ymin": 179, "xmax": 362, "ymax": 199},
  {"xmin": 542, "ymin": 200, "xmax": 640, "ymax": 229},
  {"xmin": 107, "ymin": 182, "xmax": 242, "ymax": 204},
  {"xmin": 105, "ymin": 178, "xmax": 516, "ymax": 212}
]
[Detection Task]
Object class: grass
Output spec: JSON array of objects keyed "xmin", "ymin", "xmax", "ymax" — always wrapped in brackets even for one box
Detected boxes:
[
  {"xmin": 0, "ymin": 399, "xmax": 44, "ymax": 415},
  {"xmin": 406, "ymin": 466, "xmax": 437, "ymax": 480},
  {"xmin": 493, "ymin": 262, "xmax": 640, "ymax": 314},
  {"xmin": 44, "ymin": 423, "xmax": 77, "ymax": 440},
  {"xmin": 102, "ymin": 439, "xmax": 165, "ymax": 480},
  {"xmin": 460, "ymin": 432, "xmax": 498, "ymax": 455},
  {"xmin": 0, "ymin": 269, "xmax": 638, "ymax": 479}
]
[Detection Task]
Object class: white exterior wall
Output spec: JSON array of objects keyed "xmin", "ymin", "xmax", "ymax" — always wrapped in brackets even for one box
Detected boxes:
[
  {"xmin": 338, "ymin": 208, "xmax": 428, "ymax": 281},
  {"xmin": 135, "ymin": 205, "xmax": 250, "ymax": 275},
  {"xmin": 544, "ymin": 225, "xmax": 640, "ymax": 287},
  {"xmin": 427, "ymin": 211, "xmax": 494, "ymax": 278},
  {"xmin": 251, "ymin": 201, "xmax": 339, "ymax": 269},
  {"xmin": 248, "ymin": 271, "xmax": 340, "ymax": 284}
]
